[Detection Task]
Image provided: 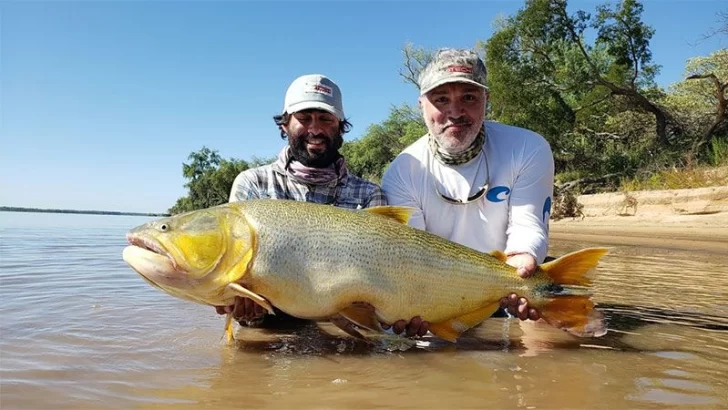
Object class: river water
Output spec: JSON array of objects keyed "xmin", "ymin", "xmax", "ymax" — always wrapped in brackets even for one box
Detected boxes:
[{"xmin": 1, "ymin": 211, "xmax": 727, "ymax": 409}]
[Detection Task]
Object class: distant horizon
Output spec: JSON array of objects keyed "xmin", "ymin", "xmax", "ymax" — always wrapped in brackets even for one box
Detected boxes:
[{"xmin": 0, "ymin": 206, "xmax": 170, "ymax": 217}]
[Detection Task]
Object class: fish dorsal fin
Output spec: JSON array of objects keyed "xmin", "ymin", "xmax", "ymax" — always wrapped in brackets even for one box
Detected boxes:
[
  {"xmin": 363, "ymin": 206, "xmax": 416, "ymax": 224},
  {"xmin": 488, "ymin": 250, "xmax": 508, "ymax": 262}
]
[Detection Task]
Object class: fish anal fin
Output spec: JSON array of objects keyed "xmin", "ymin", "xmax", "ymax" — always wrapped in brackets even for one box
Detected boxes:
[
  {"xmin": 330, "ymin": 315, "xmax": 367, "ymax": 339},
  {"xmin": 226, "ymin": 283, "xmax": 276, "ymax": 315},
  {"xmin": 540, "ymin": 295, "xmax": 607, "ymax": 338},
  {"xmin": 429, "ymin": 302, "xmax": 501, "ymax": 342},
  {"xmin": 338, "ymin": 303, "xmax": 384, "ymax": 332},
  {"xmin": 363, "ymin": 206, "xmax": 416, "ymax": 224},
  {"xmin": 540, "ymin": 247, "xmax": 609, "ymax": 286},
  {"xmin": 488, "ymin": 250, "xmax": 508, "ymax": 262}
]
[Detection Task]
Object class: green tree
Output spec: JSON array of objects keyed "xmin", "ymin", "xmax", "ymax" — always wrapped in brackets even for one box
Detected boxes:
[
  {"xmin": 399, "ymin": 42, "xmax": 434, "ymax": 88},
  {"xmin": 341, "ymin": 103, "xmax": 427, "ymax": 183},
  {"xmin": 182, "ymin": 146, "xmax": 221, "ymax": 182},
  {"xmin": 663, "ymin": 49, "xmax": 728, "ymax": 155},
  {"xmin": 484, "ymin": 0, "xmax": 678, "ymax": 148},
  {"xmin": 169, "ymin": 147, "xmax": 272, "ymax": 214}
]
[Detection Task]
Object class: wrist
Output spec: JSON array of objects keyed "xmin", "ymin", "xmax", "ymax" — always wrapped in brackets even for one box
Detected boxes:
[{"xmin": 506, "ymin": 251, "xmax": 531, "ymax": 258}]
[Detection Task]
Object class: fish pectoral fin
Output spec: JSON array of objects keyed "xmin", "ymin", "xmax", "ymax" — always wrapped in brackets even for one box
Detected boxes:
[
  {"xmin": 226, "ymin": 283, "xmax": 276, "ymax": 315},
  {"xmin": 223, "ymin": 313, "xmax": 235, "ymax": 344},
  {"xmin": 363, "ymin": 206, "xmax": 416, "ymax": 224},
  {"xmin": 428, "ymin": 302, "xmax": 501, "ymax": 343},
  {"xmin": 338, "ymin": 303, "xmax": 384, "ymax": 332}
]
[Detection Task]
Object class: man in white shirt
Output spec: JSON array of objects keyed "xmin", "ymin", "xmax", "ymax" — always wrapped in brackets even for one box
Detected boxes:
[{"xmin": 382, "ymin": 48, "xmax": 555, "ymax": 336}]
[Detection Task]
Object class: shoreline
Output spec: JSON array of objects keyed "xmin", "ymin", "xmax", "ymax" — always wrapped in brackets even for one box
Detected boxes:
[
  {"xmin": 0, "ymin": 207, "xmax": 169, "ymax": 217},
  {"xmin": 549, "ymin": 185, "xmax": 728, "ymax": 253}
]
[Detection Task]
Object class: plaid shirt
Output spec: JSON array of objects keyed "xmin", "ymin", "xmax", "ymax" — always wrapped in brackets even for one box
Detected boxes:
[{"xmin": 229, "ymin": 161, "xmax": 386, "ymax": 209}]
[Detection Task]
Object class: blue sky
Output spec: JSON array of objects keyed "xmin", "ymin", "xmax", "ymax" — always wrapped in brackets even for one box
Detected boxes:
[{"xmin": 1, "ymin": 1, "xmax": 725, "ymax": 213}]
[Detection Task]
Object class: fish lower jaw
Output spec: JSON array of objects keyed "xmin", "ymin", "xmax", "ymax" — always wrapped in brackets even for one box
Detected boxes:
[{"xmin": 122, "ymin": 246, "xmax": 187, "ymax": 287}]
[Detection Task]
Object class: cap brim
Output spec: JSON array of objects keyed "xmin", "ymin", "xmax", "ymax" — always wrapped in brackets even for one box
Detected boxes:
[
  {"xmin": 420, "ymin": 78, "xmax": 488, "ymax": 96},
  {"xmin": 284, "ymin": 101, "xmax": 343, "ymax": 119}
]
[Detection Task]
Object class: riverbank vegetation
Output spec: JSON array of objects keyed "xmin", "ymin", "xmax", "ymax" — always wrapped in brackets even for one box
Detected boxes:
[{"xmin": 169, "ymin": 0, "xmax": 727, "ymax": 215}]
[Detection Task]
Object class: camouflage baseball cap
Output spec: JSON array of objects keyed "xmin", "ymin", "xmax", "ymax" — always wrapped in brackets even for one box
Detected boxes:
[
  {"xmin": 418, "ymin": 48, "xmax": 488, "ymax": 95},
  {"xmin": 282, "ymin": 74, "xmax": 345, "ymax": 120}
]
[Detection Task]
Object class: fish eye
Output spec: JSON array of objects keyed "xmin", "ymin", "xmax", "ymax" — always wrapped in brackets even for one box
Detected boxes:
[{"xmin": 159, "ymin": 223, "xmax": 169, "ymax": 232}]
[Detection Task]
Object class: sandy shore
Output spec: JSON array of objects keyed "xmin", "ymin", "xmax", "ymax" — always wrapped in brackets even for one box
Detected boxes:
[{"xmin": 549, "ymin": 185, "xmax": 728, "ymax": 253}]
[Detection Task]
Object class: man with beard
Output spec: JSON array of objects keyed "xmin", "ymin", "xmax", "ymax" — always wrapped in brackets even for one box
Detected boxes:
[
  {"xmin": 382, "ymin": 49, "xmax": 555, "ymax": 330},
  {"xmin": 216, "ymin": 74, "xmax": 400, "ymax": 332},
  {"xmin": 227, "ymin": 74, "xmax": 384, "ymax": 211}
]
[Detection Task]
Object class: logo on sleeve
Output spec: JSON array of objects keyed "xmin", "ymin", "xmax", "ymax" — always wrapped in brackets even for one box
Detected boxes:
[{"xmin": 543, "ymin": 197, "xmax": 552, "ymax": 222}]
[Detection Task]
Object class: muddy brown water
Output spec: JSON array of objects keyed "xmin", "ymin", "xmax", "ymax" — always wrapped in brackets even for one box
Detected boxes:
[{"xmin": 1, "ymin": 211, "xmax": 727, "ymax": 409}]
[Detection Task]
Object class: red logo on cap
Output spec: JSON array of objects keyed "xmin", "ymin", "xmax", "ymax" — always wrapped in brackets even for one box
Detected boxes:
[
  {"xmin": 313, "ymin": 84, "xmax": 332, "ymax": 94},
  {"xmin": 446, "ymin": 65, "xmax": 473, "ymax": 73}
]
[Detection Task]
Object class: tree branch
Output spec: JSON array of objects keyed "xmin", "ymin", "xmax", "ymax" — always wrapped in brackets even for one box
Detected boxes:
[
  {"xmin": 555, "ymin": 172, "xmax": 624, "ymax": 193},
  {"xmin": 688, "ymin": 73, "xmax": 728, "ymax": 152},
  {"xmin": 572, "ymin": 95, "xmax": 611, "ymax": 112},
  {"xmin": 399, "ymin": 44, "xmax": 432, "ymax": 89}
]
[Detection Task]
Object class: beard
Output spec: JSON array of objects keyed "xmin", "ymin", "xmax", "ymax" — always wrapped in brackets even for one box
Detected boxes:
[
  {"xmin": 430, "ymin": 120, "xmax": 480, "ymax": 154},
  {"xmin": 288, "ymin": 132, "xmax": 344, "ymax": 168}
]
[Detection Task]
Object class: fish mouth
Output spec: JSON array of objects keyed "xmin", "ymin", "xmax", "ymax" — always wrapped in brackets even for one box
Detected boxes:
[
  {"xmin": 127, "ymin": 233, "xmax": 167, "ymax": 257},
  {"xmin": 122, "ymin": 233, "xmax": 186, "ymax": 285},
  {"xmin": 125, "ymin": 233, "xmax": 183, "ymax": 270}
]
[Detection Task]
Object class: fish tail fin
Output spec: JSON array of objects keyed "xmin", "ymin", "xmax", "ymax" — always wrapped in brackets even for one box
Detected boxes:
[
  {"xmin": 538, "ymin": 295, "xmax": 607, "ymax": 337},
  {"xmin": 538, "ymin": 247, "xmax": 609, "ymax": 337},
  {"xmin": 540, "ymin": 247, "xmax": 609, "ymax": 286}
]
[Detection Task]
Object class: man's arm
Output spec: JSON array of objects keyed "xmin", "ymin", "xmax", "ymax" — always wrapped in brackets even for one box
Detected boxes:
[
  {"xmin": 504, "ymin": 140, "xmax": 555, "ymax": 266},
  {"xmin": 363, "ymin": 185, "xmax": 388, "ymax": 208},
  {"xmin": 499, "ymin": 139, "xmax": 552, "ymax": 321}
]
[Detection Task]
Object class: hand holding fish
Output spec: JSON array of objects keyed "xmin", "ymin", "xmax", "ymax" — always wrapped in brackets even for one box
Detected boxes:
[
  {"xmin": 502, "ymin": 253, "xmax": 541, "ymax": 320},
  {"xmin": 383, "ymin": 316, "xmax": 430, "ymax": 337},
  {"xmin": 506, "ymin": 253, "xmax": 538, "ymax": 279},
  {"xmin": 499, "ymin": 294, "xmax": 540, "ymax": 321},
  {"xmin": 214, "ymin": 297, "xmax": 266, "ymax": 322},
  {"xmin": 384, "ymin": 292, "xmax": 541, "ymax": 338}
]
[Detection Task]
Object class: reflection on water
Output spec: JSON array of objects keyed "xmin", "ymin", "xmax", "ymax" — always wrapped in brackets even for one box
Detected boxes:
[{"xmin": 1, "ymin": 211, "xmax": 727, "ymax": 409}]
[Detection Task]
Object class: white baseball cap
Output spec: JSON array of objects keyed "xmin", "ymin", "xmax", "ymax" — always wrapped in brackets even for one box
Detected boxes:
[{"xmin": 282, "ymin": 74, "xmax": 345, "ymax": 120}]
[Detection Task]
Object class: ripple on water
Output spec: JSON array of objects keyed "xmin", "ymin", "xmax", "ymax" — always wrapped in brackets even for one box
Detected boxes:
[{"xmin": 2, "ymin": 213, "xmax": 728, "ymax": 409}]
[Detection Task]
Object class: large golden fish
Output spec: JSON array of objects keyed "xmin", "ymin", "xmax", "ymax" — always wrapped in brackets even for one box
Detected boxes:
[{"xmin": 122, "ymin": 199, "xmax": 608, "ymax": 343}]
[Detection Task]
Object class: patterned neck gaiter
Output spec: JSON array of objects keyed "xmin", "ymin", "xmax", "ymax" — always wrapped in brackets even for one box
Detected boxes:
[
  {"xmin": 428, "ymin": 124, "xmax": 485, "ymax": 165},
  {"xmin": 276, "ymin": 146, "xmax": 347, "ymax": 186}
]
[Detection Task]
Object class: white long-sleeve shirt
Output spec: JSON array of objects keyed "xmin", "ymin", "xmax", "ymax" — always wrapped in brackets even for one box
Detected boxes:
[{"xmin": 381, "ymin": 121, "xmax": 554, "ymax": 263}]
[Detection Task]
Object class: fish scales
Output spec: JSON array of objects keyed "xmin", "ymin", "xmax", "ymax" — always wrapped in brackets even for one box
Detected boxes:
[{"xmin": 236, "ymin": 200, "xmax": 546, "ymax": 324}]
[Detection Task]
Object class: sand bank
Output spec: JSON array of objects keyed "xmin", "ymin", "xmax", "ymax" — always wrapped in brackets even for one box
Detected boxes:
[{"xmin": 549, "ymin": 185, "xmax": 728, "ymax": 254}]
